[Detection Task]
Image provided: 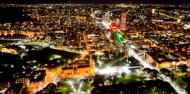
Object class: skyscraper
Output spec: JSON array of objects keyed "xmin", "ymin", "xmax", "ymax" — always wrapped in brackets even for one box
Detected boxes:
[
  {"xmin": 120, "ymin": 12, "xmax": 126, "ymax": 30},
  {"xmin": 31, "ymin": 9, "xmax": 39, "ymax": 21}
]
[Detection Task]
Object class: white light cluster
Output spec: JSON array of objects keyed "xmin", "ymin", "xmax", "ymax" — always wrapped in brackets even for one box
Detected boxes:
[
  {"xmin": 96, "ymin": 66, "xmax": 130, "ymax": 75},
  {"xmin": 102, "ymin": 21, "xmax": 111, "ymax": 29}
]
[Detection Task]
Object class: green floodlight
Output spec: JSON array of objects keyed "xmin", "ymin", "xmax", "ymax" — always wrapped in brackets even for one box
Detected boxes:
[{"xmin": 116, "ymin": 33, "xmax": 124, "ymax": 43}]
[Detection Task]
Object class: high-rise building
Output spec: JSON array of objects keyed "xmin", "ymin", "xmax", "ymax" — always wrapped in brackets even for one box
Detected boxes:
[
  {"xmin": 31, "ymin": 9, "xmax": 39, "ymax": 21},
  {"xmin": 120, "ymin": 12, "xmax": 127, "ymax": 30},
  {"xmin": 116, "ymin": 18, "xmax": 120, "ymax": 25},
  {"xmin": 91, "ymin": 8, "xmax": 94, "ymax": 13}
]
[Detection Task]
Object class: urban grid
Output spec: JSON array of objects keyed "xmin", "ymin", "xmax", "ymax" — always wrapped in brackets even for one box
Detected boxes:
[{"xmin": 0, "ymin": 2, "xmax": 190, "ymax": 94}]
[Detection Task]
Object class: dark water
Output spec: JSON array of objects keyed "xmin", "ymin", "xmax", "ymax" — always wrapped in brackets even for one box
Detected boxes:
[{"xmin": 0, "ymin": 7, "xmax": 31, "ymax": 23}]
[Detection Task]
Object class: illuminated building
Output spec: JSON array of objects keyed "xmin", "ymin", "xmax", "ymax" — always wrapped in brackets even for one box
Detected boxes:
[
  {"xmin": 110, "ymin": 23, "xmax": 119, "ymax": 32},
  {"xmin": 59, "ymin": 56, "xmax": 95, "ymax": 78},
  {"xmin": 15, "ymin": 78, "xmax": 30, "ymax": 87},
  {"xmin": 145, "ymin": 53, "xmax": 188, "ymax": 68},
  {"xmin": 31, "ymin": 9, "xmax": 39, "ymax": 21},
  {"xmin": 120, "ymin": 12, "xmax": 126, "ymax": 30},
  {"xmin": 91, "ymin": 8, "xmax": 94, "ymax": 13}
]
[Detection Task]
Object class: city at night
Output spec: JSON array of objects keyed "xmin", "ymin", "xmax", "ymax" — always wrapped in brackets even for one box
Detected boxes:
[{"xmin": 0, "ymin": 0, "xmax": 190, "ymax": 94}]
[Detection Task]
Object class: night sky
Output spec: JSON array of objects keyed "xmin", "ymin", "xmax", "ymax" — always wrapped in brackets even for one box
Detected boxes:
[{"xmin": 0, "ymin": 0, "xmax": 190, "ymax": 4}]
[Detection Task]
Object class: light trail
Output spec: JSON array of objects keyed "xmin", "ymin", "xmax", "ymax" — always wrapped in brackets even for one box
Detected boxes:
[
  {"xmin": 100, "ymin": 13, "xmax": 187, "ymax": 94},
  {"xmin": 78, "ymin": 82, "xmax": 83, "ymax": 92},
  {"xmin": 128, "ymin": 47, "xmax": 187, "ymax": 94},
  {"xmin": 67, "ymin": 80, "xmax": 77, "ymax": 92},
  {"xmin": 128, "ymin": 48, "xmax": 157, "ymax": 70}
]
